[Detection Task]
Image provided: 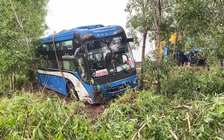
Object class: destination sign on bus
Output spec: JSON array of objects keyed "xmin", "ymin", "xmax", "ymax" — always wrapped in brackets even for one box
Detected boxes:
[{"xmin": 95, "ymin": 69, "xmax": 108, "ymax": 77}]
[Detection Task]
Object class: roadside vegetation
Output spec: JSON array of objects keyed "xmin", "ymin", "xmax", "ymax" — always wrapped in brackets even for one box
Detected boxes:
[
  {"xmin": 1, "ymin": 65, "xmax": 223, "ymax": 139},
  {"xmin": 1, "ymin": 0, "xmax": 224, "ymax": 139}
]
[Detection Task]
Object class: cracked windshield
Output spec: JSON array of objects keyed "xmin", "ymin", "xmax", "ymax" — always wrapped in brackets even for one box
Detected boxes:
[{"xmin": 87, "ymin": 37, "xmax": 135, "ymax": 77}]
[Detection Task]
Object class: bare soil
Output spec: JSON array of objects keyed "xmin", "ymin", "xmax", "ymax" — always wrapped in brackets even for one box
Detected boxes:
[{"xmin": 84, "ymin": 104, "xmax": 110, "ymax": 118}]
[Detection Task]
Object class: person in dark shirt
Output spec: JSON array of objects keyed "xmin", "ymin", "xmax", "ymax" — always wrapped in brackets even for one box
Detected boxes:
[
  {"xmin": 177, "ymin": 50, "xmax": 191, "ymax": 66},
  {"xmin": 177, "ymin": 50, "xmax": 185, "ymax": 66},
  {"xmin": 183, "ymin": 52, "xmax": 191, "ymax": 66}
]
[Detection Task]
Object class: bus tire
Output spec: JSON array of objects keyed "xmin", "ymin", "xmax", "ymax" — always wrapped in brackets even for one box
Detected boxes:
[{"xmin": 66, "ymin": 82, "xmax": 79, "ymax": 101}]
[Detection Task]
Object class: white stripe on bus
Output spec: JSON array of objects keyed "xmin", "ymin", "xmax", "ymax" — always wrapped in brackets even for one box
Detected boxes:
[{"xmin": 37, "ymin": 70, "xmax": 93, "ymax": 104}]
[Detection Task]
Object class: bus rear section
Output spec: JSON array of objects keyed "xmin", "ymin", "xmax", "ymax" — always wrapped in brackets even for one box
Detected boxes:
[{"xmin": 37, "ymin": 24, "xmax": 138, "ymax": 104}]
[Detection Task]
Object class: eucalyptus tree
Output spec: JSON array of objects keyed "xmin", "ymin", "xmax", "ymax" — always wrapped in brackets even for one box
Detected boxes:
[
  {"xmin": 150, "ymin": 0, "xmax": 178, "ymax": 93},
  {"xmin": 125, "ymin": 0, "xmax": 154, "ymax": 89},
  {"xmin": 125, "ymin": 0, "xmax": 175, "ymax": 93},
  {"xmin": 0, "ymin": 0, "xmax": 49, "ymax": 90}
]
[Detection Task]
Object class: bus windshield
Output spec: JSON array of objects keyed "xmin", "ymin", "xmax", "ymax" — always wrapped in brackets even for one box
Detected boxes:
[{"xmin": 86, "ymin": 36, "xmax": 135, "ymax": 78}]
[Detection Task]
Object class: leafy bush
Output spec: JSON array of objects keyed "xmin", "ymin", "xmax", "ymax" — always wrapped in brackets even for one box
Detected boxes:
[
  {"xmin": 95, "ymin": 90, "xmax": 224, "ymax": 139},
  {"xmin": 15, "ymin": 75, "xmax": 27, "ymax": 90},
  {"xmin": 0, "ymin": 92, "xmax": 92, "ymax": 139},
  {"xmin": 0, "ymin": 66, "xmax": 224, "ymax": 139},
  {"xmin": 142, "ymin": 54, "xmax": 177, "ymax": 89},
  {"xmin": 162, "ymin": 67, "xmax": 224, "ymax": 98}
]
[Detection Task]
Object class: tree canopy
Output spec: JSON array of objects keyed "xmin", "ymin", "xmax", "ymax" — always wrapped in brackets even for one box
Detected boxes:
[
  {"xmin": 0, "ymin": 0, "xmax": 49, "ymax": 77},
  {"xmin": 126, "ymin": 0, "xmax": 224, "ymax": 55},
  {"xmin": 125, "ymin": 0, "xmax": 224, "ymax": 91}
]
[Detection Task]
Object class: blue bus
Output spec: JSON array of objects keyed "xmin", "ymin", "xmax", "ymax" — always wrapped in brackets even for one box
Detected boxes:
[{"xmin": 37, "ymin": 24, "xmax": 138, "ymax": 104}]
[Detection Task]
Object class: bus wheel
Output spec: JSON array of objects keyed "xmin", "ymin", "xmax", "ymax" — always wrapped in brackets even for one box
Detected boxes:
[{"xmin": 66, "ymin": 82, "xmax": 79, "ymax": 101}]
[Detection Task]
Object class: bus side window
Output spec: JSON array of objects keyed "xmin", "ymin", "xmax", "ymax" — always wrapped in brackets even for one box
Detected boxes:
[
  {"xmin": 42, "ymin": 44, "xmax": 46, "ymax": 51},
  {"xmin": 77, "ymin": 58, "xmax": 87, "ymax": 81},
  {"xmin": 61, "ymin": 40, "xmax": 72, "ymax": 50},
  {"xmin": 49, "ymin": 60, "xmax": 61, "ymax": 69},
  {"xmin": 49, "ymin": 43, "xmax": 53, "ymax": 51},
  {"xmin": 56, "ymin": 42, "xmax": 60, "ymax": 50},
  {"xmin": 40, "ymin": 60, "xmax": 48, "ymax": 69},
  {"xmin": 62, "ymin": 60, "xmax": 75, "ymax": 71}
]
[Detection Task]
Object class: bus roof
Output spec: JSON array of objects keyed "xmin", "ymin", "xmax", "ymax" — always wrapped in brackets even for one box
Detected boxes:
[{"xmin": 41, "ymin": 24, "xmax": 123, "ymax": 44}]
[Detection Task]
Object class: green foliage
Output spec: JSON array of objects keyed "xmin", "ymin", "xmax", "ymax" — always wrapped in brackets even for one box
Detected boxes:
[
  {"xmin": 125, "ymin": 0, "xmax": 153, "ymax": 47},
  {"xmin": 0, "ymin": 0, "xmax": 49, "ymax": 88},
  {"xmin": 0, "ymin": 92, "xmax": 92, "ymax": 139},
  {"xmin": 162, "ymin": 67, "xmax": 224, "ymax": 97},
  {"xmin": 96, "ymin": 89, "xmax": 224, "ymax": 139},
  {"xmin": 15, "ymin": 75, "xmax": 27, "ymax": 90},
  {"xmin": 174, "ymin": 0, "xmax": 224, "ymax": 55},
  {"xmin": 0, "ymin": 70, "xmax": 224, "ymax": 139},
  {"xmin": 141, "ymin": 53, "xmax": 177, "ymax": 89}
]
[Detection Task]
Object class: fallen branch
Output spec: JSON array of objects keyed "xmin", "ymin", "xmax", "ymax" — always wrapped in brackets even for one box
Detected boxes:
[
  {"xmin": 131, "ymin": 123, "xmax": 146, "ymax": 140},
  {"xmin": 56, "ymin": 114, "xmax": 72, "ymax": 137},
  {"xmin": 186, "ymin": 112, "xmax": 191, "ymax": 133},
  {"xmin": 171, "ymin": 102, "xmax": 194, "ymax": 109},
  {"xmin": 132, "ymin": 117, "xmax": 150, "ymax": 140},
  {"xmin": 218, "ymin": 122, "xmax": 224, "ymax": 127},
  {"xmin": 171, "ymin": 105, "xmax": 191, "ymax": 109},
  {"xmin": 169, "ymin": 129, "xmax": 179, "ymax": 140}
]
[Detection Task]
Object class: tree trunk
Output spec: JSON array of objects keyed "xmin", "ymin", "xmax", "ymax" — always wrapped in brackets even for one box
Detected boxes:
[
  {"xmin": 156, "ymin": 0, "xmax": 162, "ymax": 94},
  {"xmin": 0, "ymin": 74, "xmax": 3, "ymax": 85},
  {"xmin": 173, "ymin": 32, "xmax": 177, "ymax": 55},
  {"xmin": 151, "ymin": 0, "xmax": 162, "ymax": 94},
  {"xmin": 9, "ymin": 74, "xmax": 12, "ymax": 90},
  {"xmin": 13, "ymin": 73, "xmax": 15, "ymax": 91},
  {"xmin": 140, "ymin": 29, "xmax": 148, "ymax": 89},
  {"xmin": 9, "ymin": 73, "xmax": 16, "ymax": 91}
]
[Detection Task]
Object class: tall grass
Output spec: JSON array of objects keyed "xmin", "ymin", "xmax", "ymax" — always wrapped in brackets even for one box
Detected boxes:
[{"xmin": 0, "ymin": 92, "xmax": 92, "ymax": 139}]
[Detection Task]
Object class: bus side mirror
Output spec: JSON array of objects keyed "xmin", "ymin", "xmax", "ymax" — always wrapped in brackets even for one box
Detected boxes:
[{"xmin": 127, "ymin": 38, "xmax": 134, "ymax": 42}]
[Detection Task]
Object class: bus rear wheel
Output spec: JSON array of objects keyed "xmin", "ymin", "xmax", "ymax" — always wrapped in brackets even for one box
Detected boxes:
[{"xmin": 66, "ymin": 82, "xmax": 79, "ymax": 101}]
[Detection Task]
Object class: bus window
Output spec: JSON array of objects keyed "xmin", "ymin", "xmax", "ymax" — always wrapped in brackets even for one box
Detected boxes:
[
  {"xmin": 62, "ymin": 60, "xmax": 75, "ymax": 71},
  {"xmin": 56, "ymin": 42, "xmax": 60, "ymax": 50},
  {"xmin": 48, "ymin": 43, "xmax": 53, "ymax": 51},
  {"xmin": 42, "ymin": 44, "xmax": 47, "ymax": 51},
  {"xmin": 77, "ymin": 58, "xmax": 87, "ymax": 81},
  {"xmin": 48, "ymin": 60, "xmax": 60, "ymax": 69},
  {"xmin": 61, "ymin": 40, "xmax": 73, "ymax": 50},
  {"xmin": 39, "ymin": 59, "xmax": 48, "ymax": 69},
  {"xmin": 122, "ymin": 54, "xmax": 128, "ymax": 63}
]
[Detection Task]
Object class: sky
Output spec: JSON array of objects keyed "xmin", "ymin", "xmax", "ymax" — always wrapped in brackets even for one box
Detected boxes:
[
  {"xmin": 45, "ymin": 0, "xmax": 155, "ymax": 61},
  {"xmin": 45, "ymin": 0, "xmax": 128, "ymax": 35}
]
